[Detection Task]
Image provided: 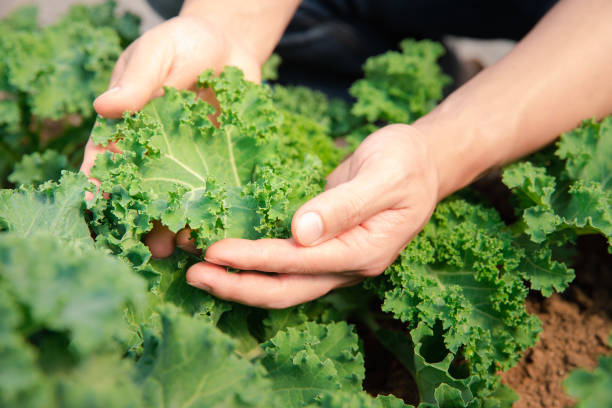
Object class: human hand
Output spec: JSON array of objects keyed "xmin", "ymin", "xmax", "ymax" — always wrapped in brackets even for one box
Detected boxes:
[
  {"xmin": 185, "ymin": 124, "xmax": 440, "ymax": 308},
  {"xmin": 79, "ymin": 15, "xmax": 261, "ymax": 195}
]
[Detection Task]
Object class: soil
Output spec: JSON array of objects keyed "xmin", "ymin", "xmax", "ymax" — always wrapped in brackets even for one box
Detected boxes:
[
  {"xmin": 502, "ymin": 235, "xmax": 612, "ymax": 408},
  {"xmin": 502, "ymin": 294, "xmax": 612, "ymax": 408}
]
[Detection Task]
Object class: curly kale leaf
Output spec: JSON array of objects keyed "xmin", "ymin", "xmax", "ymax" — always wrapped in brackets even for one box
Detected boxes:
[
  {"xmin": 0, "ymin": 171, "xmax": 91, "ymax": 246},
  {"xmin": 262, "ymin": 53, "xmax": 282, "ymax": 81},
  {"xmin": 262, "ymin": 321, "xmax": 365, "ymax": 407},
  {"xmin": 90, "ymin": 67, "xmax": 330, "ymax": 267},
  {"xmin": 313, "ymin": 392, "xmax": 409, "ymax": 408},
  {"xmin": 350, "ymin": 39, "xmax": 451, "ymax": 125},
  {"xmin": 0, "ymin": 2, "xmax": 139, "ymax": 187},
  {"xmin": 373, "ymin": 199, "xmax": 544, "ymax": 400},
  {"xmin": 0, "ymin": 10, "xmax": 122, "ymax": 120},
  {"xmin": 8, "ymin": 150, "xmax": 69, "ymax": 186},
  {"xmin": 136, "ymin": 305, "xmax": 272, "ymax": 408},
  {"xmin": 59, "ymin": 0, "xmax": 141, "ymax": 47},
  {"xmin": 503, "ymin": 117, "xmax": 612, "ymax": 248},
  {"xmin": 0, "ymin": 232, "xmax": 146, "ymax": 408}
]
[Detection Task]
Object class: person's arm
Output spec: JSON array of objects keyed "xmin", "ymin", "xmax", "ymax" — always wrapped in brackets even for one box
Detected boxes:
[
  {"xmin": 418, "ymin": 0, "xmax": 612, "ymax": 199},
  {"xmin": 185, "ymin": 0, "xmax": 612, "ymax": 308},
  {"xmin": 178, "ymin": 0, "xmax": 300, "ymax": 67}
]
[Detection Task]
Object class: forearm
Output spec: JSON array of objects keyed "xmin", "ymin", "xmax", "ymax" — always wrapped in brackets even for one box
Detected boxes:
[
  {"xmin": 179, "ymin": 0, "xmax": 301, "ymax": 65},
  {"xmin": 415, "ymin": 0, "xmax": 612, "ymax": 199}
]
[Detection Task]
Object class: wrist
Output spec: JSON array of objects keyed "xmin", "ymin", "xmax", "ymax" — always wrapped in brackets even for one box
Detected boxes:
[
  {"xmin": 412, "ymin": 89, "xmax": 513, "ymax": 199},
  {"xmin": 178, "ymin": 0, "xmax": 300, "ymax": 66}
]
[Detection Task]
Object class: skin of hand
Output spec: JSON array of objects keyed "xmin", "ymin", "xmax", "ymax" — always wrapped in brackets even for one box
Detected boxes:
[
  {"xmin": 185, "ymin": 0, "xmax": 612, "ymax": 308},
  {"xmin": 186, "ymin": 124, "xmax": 439, "ymax": 308},
  {"xmin": 79, "ymin": 15, "xmax": 261, "ymax": 195}
]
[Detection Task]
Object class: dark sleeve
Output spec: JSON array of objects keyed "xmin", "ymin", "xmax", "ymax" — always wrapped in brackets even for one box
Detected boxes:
[{"xmin": 145, "ymin": 0, "xmax": 184, "ymax": 20}]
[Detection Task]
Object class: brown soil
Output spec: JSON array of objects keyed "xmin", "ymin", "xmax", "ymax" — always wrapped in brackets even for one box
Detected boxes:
[{"xmin": 502, "ymin": 291, "xmax": 612, "ymax": 408}]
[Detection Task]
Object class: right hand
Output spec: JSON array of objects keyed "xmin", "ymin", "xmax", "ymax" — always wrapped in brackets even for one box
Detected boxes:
[{"xmin": 80, "ymin": 15, "xmax": 262, "ymax": 257}]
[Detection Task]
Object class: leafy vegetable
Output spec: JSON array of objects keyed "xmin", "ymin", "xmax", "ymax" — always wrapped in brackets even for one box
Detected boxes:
[
  {"xmin": 0, "ymin": 1, "xmax": 139, "ymax": 187},
  {"xmin": 350, "ymin": 39, "xmax": 451, "ymax": 125},
  {"xmin": 503, "ymin": 117, "xmax": 612, "ymax": 249},
  {"xmin": 8, "ymin": 150, "xmax": 68, "ymax": 186},
  {"xmin": 369, "ymin": 199, "xmax": 550, "ymax": 404},
  {"xmin": 0, "ymin": 171, "xmax": 92, "ymax": 246},
  {"xmin": 0, "ymin": 232, "xmax": 146, "ymax": 408}
]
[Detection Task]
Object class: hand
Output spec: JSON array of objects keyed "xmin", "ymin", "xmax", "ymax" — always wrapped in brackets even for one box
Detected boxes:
[
  {"xmin": 79, "ymin": 15, "xmax": 261, "ymax": 198},
  {"xmin": 186, "ymin": 124, "xmax": 440, "ymax": 308}
]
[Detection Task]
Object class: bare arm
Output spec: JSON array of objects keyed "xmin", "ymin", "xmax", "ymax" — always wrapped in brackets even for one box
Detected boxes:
[
  {"xmin": 179, "ymin": 0, "xmax": 301, "ymax": 66},
  {"xmin": 417, "ymin": 0, "xmax": 612, "ymax": 198}
]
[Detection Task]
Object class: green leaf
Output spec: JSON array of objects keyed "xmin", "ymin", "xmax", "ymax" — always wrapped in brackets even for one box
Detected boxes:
[
  {"xmin": 503, "ymin": 117, "xmax": 612, "ymax": 247},
  {"xmin": 262, "ymin": 53, "xmax": 281, "ymax": 81},
  {"xmin": 149, "ymin": 252, "xmax": 232, "ymax": 322},
  {"xmin": 565, "ymin": 340, "xmax": 612, "ymax": 408},
  {"xmin": 513, "ymin": 235, "xmax": 574, "ymax": 297},
  {"xmin": 8, "ymin": 150, "xmax": 69, "ymax": 186},
  {"xmin": 138, "ymin": 305, "xmax": 272, "ymax": 408},
  {"xmin": 377, "ymin": 199, "xmax": 543, "ymax": 398},
  {"xmin": 0, "ymin": 171, "xmax": 91, "ymax": 246},
  {"xmin": 313, "ymin": 391, "xmax": 410, "ymax": 408},
  {"xmin": 90, "ymin": 68, "xmax": 330, "ymax": 271},
  {"xmin": 350, "ymin": 39, "xmax": 451, "ymax": 124},
  {"xmin": 0, "ymin": 232, "xmax": 147, "ymax": 408},
  {"xmin": 262, "ymin": 321, "xmax": 365, "ymax": 407},
  {"xmin": 0, "ymin": 232, "xmax": 146, "ymax": 355}
]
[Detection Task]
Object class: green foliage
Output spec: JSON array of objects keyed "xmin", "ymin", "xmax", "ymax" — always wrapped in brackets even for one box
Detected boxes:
[
  {"xmin": 0, "ymin": 1, "xmax": 140, "ymax": 188},
  {"xmin": 8, "ymin": 149, "xmax": 68, "ymax": 186},
  {"xmin": 262, "ymin": 53, "xmax": 282, "ymax": 81},
  {"xmin": 564, "ymin": 336, "xmax": 612, "ymax": 408},
  {"xmin": 0, "ymin": 232, "xmax": 146, "ymax": 408},
  {"xmin": 370, "ymin": 199, "xmax": 548, "ymax": 403},
  {"xmin": 137, "ymin": 306, "xmax": 272, "ymax": 408},
  {"xmin": 0, "ymin": 171, "xmax": 92, "ymax": 246},
  {"xmin": 503, "ymin": 117, "xmax": 612, "ymax": 249},
  {"xmin": 350, "ymin": 39, "xmax": 451, "ymax": 124},
  {"xmin": 262, "ymin": 321, "xmax": 364, "ymax": 406}
]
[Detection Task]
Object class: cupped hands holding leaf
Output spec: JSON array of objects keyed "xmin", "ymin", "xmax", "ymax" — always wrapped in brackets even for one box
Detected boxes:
[{"xmin": 184, "ymin": 124, "xmax": 439, "ymax": 308}]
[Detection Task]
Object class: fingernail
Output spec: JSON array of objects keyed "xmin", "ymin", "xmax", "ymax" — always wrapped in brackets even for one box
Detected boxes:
[
  {"xmin": 187, "ymin": 280, "xmax": 212, "ymax": 292},
  {"xmin": 204, "ymin": 256, "xmax": 222, "ymax": 265},
  {"xmin": 296, "ymin": 212, "xmax": 323, "ymax": 245},
  {"xmin": 97, "ymin": 86, "xmax": 121, "ymax": 100}
]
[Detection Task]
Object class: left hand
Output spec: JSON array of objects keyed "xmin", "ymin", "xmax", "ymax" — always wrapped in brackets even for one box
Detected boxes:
[{"xmin": 186, "ymin": 124, "xmax": 440, "ymax": 308}]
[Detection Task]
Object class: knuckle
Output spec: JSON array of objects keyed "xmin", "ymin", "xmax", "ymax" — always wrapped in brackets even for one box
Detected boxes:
[{"xmin": 335, "ymin": 186, "xmax": 366, "ymax": 228}]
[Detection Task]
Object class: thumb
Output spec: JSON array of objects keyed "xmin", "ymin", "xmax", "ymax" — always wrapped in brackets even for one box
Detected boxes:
[
  {"xmin": 291, "ymin": 168, "xmax": 403, "ymax": 246},
  {"xmin": 94, "ymin": 36, "xmax": 174, "ymax": 118}
]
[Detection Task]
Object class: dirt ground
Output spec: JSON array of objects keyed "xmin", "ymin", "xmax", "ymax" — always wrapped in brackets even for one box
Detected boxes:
[
  {"xmin": 502, "ymin": 235, "xmax": 612, "ymax": 408},
  {"xmin": 502, "ymin": 294, "xmax": 612, "ymax": 408}
]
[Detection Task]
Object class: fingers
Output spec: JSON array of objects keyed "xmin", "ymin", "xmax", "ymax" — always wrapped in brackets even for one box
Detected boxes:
[
  {"xmin": 93, "ymin": 36, "xmax": 174, "ymax": 118},
  {"xmin": 186, "ymin": 262, "xmax": 359, "ymax": 309},
  {"xmin": 175, "ymin": 227, "xmax": 201, "ymax": 255},
  {"xmin": 204, "ymin": 226, "xmax": 387, "ymax": 276},
  {"xmin": 291, "ymin": 165, "xmax": 404, "ymax": 246},
  {"xmin": 145, "ymin": 221, "xmax": 176, "ymax": 259}
]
